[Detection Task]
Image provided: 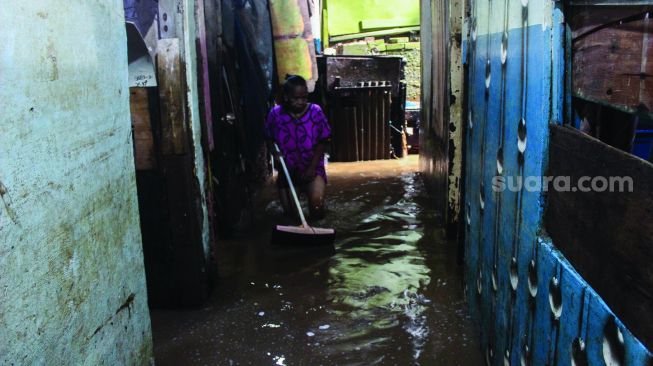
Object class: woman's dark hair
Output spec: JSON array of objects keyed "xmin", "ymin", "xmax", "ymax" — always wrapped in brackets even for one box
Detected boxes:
[{"xmin": 283, "ymin": 74, "xmax": 308, "ymax": 97}]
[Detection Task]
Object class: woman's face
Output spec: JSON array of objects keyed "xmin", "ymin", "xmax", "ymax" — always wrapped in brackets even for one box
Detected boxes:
[{"xmin": 286, "ymin": 85, "xmax": 308, "ymax": 113}]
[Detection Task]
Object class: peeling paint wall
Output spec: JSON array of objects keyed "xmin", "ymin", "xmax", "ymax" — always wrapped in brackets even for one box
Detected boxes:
[
  {"xmin": 0, "ymin": 1, "xmax": 153, "ymax": 363},
  {"xmin": 447, "ymin": 0, "xmax": 464, "ymax": 228}
]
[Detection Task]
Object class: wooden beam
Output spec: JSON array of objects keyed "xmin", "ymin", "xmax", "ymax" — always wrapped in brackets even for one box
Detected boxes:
[
  {"xmin": 329, "ymin": 26, "xmax": 420, "ymax": 43},
  {"xmin": 360, "ymin": 18, "xmax": 419, "ymax": 31}
]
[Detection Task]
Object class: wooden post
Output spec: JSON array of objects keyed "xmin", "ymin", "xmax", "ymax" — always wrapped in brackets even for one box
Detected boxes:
[
  {"xmin": 353, "ymin": 106, "xmax": 360, "ymax": 162},
  {"xmin": 157, "ymin": 38, "xmax": 188, "ymax": 155}
]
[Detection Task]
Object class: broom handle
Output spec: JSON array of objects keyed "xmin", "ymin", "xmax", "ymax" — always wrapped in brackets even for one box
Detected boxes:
[{"xmin": 274, "ymin": 144, "xmax": 309, "ymax": 228}]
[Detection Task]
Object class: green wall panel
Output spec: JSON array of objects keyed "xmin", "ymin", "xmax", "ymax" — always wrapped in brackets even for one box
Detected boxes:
[{"xmin": 326, "ymin": 0, "xmax": 419, "ymax": 36}]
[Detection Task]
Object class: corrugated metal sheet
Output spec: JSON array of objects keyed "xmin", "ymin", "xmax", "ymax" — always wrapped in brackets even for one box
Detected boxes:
[{"xmin": 461, "ymin": 0, "xmax": 652, "ymax": 364}]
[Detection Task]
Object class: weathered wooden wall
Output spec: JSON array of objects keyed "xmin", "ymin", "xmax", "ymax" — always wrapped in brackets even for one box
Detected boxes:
[
  {"xmin": 546, "ymin": 124, "xmax": 653, "ymax": 350},
  {"xmin": 420, "ymin": 0, "xmax": 450, "ymax": 221},
  {"xmin": 420, "ymin": 0, "xmax": 466, "ymax": 232},
  {"xmin": 132, "ymin": 0, "xmax": 213, "ymax": 307},
  {"xmin": 0, "ymin": 1, "xmax": 152, "ymax": 363},
  {"xmin": 571, "ymin": 5, "xmax": 653, "ymax": 114}
]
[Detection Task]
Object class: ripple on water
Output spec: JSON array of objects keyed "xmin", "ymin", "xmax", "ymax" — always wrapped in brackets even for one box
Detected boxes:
[{"xmin": 320, "ymin": 173, "xmax": 433, "ymax": 364}]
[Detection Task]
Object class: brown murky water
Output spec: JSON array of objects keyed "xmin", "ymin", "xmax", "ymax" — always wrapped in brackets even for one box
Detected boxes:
[{"xmin": 151, "ymin": 157, "xmax": 482, "ymax": 365}]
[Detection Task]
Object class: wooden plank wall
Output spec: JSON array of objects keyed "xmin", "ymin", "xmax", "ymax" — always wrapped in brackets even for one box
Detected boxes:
[
  {"xmin": 545, "ymin": 124, "xmax": 653, "ymax": 349},
  {"xmin": 130, "ymin": 0, "xmax": 210, "ymax": 307},
  {"xmin": 571, "ymin": 5, "xmax": 653, "ymax": 113},
  {"xmin": 420, "ymin": 0, "xmax": 450, "ymax": 220},
  {"xmin": 130, "ymin": 88, "xmax": 157, "ymax": 170}
]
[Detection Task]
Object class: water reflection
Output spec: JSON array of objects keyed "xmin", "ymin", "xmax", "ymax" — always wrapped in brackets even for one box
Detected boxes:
[{"xmin": 325, "ymin": 173, "xmax": 431, "ymax": 362}]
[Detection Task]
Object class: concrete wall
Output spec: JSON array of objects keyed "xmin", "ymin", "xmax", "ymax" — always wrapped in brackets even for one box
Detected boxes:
[{"xmin": 0, "ymin": 1, "xmax": 153, "ymax": 364}]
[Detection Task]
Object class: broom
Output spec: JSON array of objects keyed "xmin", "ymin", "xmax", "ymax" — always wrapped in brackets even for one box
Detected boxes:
[{"xmin": 271, "ymin": 143, "xmax": 336, "ymax": 246}]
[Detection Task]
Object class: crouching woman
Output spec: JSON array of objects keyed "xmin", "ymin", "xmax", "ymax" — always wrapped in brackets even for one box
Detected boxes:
[{"xmin": 265, "ymin": 75, "xmax": 332, "ymax": 220}]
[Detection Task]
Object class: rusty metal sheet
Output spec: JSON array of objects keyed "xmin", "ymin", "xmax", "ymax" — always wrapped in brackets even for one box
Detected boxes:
[{"xmin": 158, "ymin": 0, "xmax": 181, "ymax": 39}]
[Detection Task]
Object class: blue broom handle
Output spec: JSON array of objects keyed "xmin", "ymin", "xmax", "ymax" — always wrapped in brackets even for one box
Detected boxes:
[{"xmin": 274, "ymin": 143, "xmax": 309, "ymax": 228}]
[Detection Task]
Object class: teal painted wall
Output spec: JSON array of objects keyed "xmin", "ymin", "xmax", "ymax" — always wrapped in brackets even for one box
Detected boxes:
[
  {"xmin": 326, "ymin": 0, "xmax": 420, "ymax": 36},
  {"xmin": 0, "ymin": 1, "xmax": 153, "ymax": 363}
]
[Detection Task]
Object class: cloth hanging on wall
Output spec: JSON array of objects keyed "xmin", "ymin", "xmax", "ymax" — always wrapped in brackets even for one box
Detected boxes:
[{"xmin": 269, "ymin": 0, "xmax": 319, "ymax": 92}]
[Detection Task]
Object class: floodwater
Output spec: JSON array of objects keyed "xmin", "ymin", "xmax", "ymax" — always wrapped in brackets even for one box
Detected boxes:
[{"xmin": 151, "ymin": 156, "xmax": 482, "ymax": 365}]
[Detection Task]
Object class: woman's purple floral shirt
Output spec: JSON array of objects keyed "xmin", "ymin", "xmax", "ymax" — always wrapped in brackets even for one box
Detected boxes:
[{"xmin": 265, "ymin": 104, "xmax": 331, "ymax": 181}]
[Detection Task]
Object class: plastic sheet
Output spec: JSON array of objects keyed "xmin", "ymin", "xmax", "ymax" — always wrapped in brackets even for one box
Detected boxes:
[
  {"xmin": 223, "ymin": 0, "xmax": 275, "ymax": 93},
  {"xmin": 219, "ymin": 0, "xmax": 275, "ymax": 180},
  {"xmin": 123, "ymin": 0, "xmax": 159, "ymax": 37}
]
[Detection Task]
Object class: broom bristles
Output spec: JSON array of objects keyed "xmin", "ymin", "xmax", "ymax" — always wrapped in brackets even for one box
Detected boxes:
[{"xmin": 271, "ymin": 225, "xmax": 336, "ymax": 247}]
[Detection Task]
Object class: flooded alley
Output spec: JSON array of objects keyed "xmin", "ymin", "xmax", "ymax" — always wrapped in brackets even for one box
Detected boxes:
[
  {"xmin": 5, "ymin": 1, "xmax": 653, "ymax": 364},
  {"xmin": 151, "ymin": 157, "xmax": 482, "ymax": 365}
]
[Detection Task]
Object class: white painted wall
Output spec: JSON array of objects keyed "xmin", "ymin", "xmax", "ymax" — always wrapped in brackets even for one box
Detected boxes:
[{"xmin": 0, "ymin": 1, "xmax": 153, "ymax": 363}]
